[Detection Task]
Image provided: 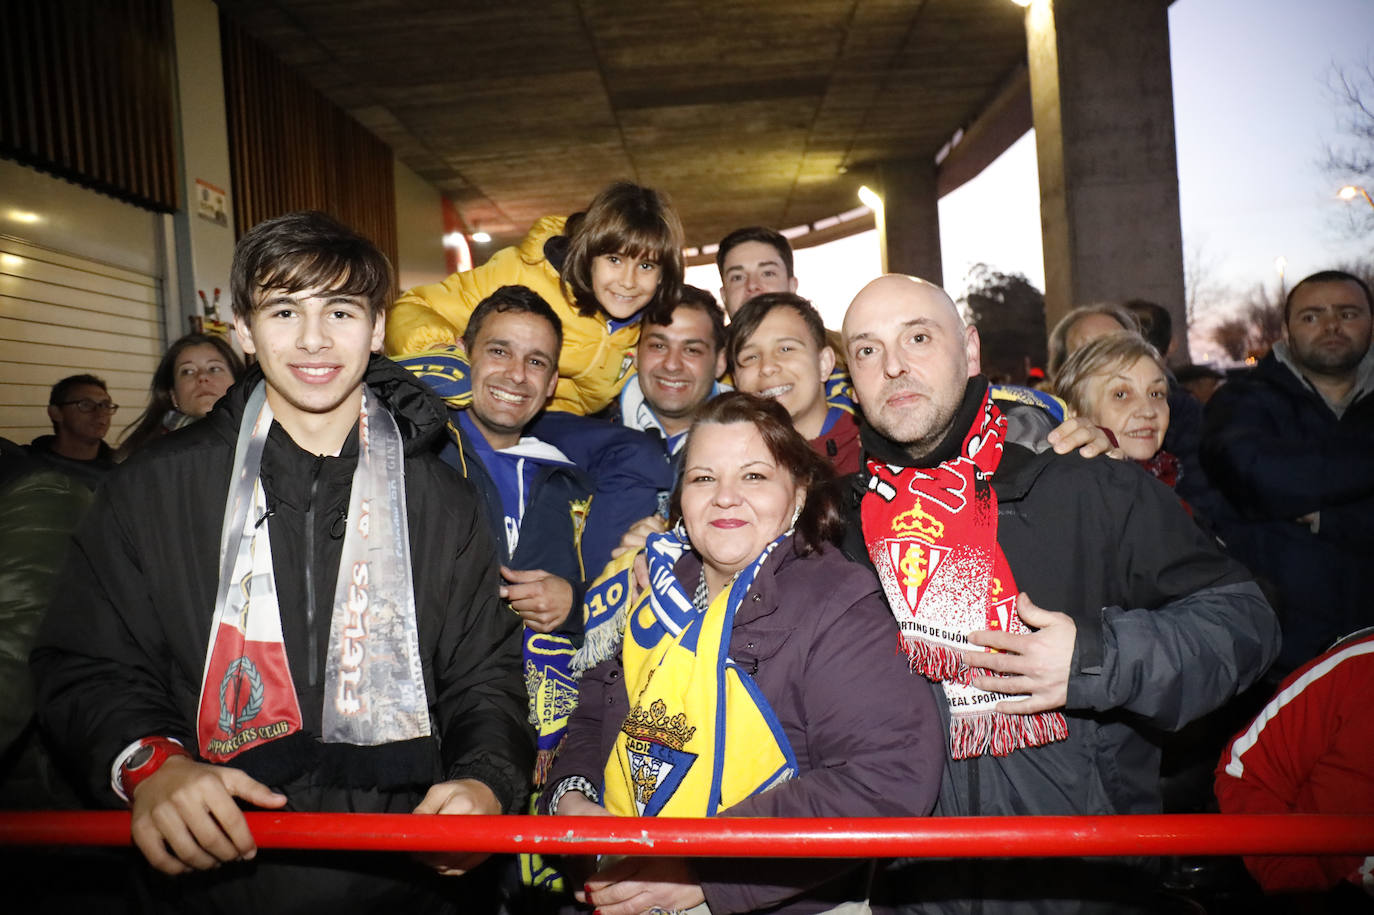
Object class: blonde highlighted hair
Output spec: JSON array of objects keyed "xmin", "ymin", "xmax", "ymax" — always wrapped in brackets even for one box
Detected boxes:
[{"xmin": 1052, "ymin": 331, "xmax": 1167, "ymax": 417}]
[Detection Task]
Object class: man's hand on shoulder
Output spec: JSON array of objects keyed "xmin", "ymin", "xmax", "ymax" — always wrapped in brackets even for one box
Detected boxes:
[
  {"xmin": 965, "ymin": 592, "xmax": 1076, "ymax": 714},
  {"xmin": 130, "ymin": 755, "xmax": 286, "ymax": 875},
  {"xmin": 413, "ymin": 778, "xmax": 502, "ymax": 876},
  {"xmin": 500, "ymin": 566, "xmax": 574, "ymax": 632},
  {"xmin": 1047, "ymin": 416, "xmax": 1124, "ymax": 460}
]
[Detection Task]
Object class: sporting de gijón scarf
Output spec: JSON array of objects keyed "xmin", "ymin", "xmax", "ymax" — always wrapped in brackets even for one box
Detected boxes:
[
  {"xmin": 861, "ymin": 387, "xmax": 1067, "ymax": 759},
  {"xmin": 196, "ymin": 383, "xmax": 430, "ymax": 762}
]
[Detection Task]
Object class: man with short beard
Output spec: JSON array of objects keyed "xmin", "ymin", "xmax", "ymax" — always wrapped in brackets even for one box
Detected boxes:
[
  {"xmin": 841, "ymin": 274, "xmax": 1277, "ymax": 914},
  {"xmin": 1203, "ymin": 269, "xmax": 1374, "ymax": 672}
]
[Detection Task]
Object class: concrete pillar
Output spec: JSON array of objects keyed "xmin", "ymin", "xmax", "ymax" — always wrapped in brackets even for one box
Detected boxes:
[
  {"xmin": 168, "ymin": 0, "xmax": 237, "ymax": 338},
  {"xmin": 872, "ymin": 158, "xmax": 943, "ymax": 286},
  {"xmin": 1025, "ymin": 0, "xmax": 1189, "ymax": 360}
]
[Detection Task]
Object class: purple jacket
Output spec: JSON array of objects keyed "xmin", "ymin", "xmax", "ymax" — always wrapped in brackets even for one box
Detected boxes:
[{"xmin": 543, "ymin": 538, "xmax": 944, "ymax": 914}]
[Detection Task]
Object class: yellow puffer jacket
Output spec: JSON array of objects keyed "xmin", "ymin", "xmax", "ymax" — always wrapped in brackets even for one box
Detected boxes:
[{"xmin": 384, "ymin": 215, "xmax": 641, "ymax": 415}]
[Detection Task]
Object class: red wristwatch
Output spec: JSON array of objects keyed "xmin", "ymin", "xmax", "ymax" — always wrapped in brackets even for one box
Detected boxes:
[{"xmin": 118, "ymin": 737, "xmax": 191, "ymax": 801}]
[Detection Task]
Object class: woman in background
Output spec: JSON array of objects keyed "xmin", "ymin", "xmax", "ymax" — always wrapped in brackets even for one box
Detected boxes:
[{"xmin": 117, "ymin": 332, "xmax": 243, "ymax": 460}]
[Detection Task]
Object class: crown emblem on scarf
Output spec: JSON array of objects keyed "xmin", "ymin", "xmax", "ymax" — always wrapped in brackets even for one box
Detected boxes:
[
  {"xmin": 623, "ymin": 699, "xmax": 696, "ymax": 751},
  {"xmin": 890, "ymin": 499, "xmax": 945, "ymax": 540}
]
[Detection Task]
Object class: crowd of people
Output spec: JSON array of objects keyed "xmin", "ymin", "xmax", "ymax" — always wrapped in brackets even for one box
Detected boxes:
[{"xmin": 3, "ymin": 180, "xmax": 1371, "ymax": 914}]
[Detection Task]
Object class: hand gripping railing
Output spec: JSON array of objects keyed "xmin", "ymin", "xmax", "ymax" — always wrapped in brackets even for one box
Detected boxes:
[{"xmin": 1, "ymin": 813, "xmax": 1371, "ymax": 858}]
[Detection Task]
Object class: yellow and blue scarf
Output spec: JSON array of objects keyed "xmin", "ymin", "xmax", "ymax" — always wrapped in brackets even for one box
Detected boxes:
[{"xmin": 603, "ymin": 529, "xmax": 796, "ymax": 818}]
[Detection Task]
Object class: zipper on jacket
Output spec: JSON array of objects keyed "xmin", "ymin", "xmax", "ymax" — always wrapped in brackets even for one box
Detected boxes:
[{"xmin": 304, "ymin": 455, "xmax": 324, "ymax": 687}]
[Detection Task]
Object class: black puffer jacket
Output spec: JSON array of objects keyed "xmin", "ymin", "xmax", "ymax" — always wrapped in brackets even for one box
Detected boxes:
[
  {"xmin": 32, "ymin": 356, "xmax": 533, "ymax": 912},
  {"xmin": 845, "ymin": 377, "xmax": 1279, "ymax": 915}
]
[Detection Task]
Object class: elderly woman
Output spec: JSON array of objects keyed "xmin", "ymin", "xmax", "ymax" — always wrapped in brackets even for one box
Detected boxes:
[
  {"xmin": 543, "ymin": 391, "xmax": 943, "ymax": 915},
  {"xmin": 117, "ymin": 332, "xmax": 244, "ymax": 459},
  {"xmin": 1053, "ymin": 330, "xmax": 1176, "ymax": 483}
]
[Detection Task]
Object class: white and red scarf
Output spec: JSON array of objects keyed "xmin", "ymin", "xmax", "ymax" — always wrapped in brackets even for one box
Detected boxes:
[
  {"xmin": 195, "ymin": 382, "xmax": 431, "ymax": 762},
  {"xmin": 861, "ymin": 387, "xmax": 1068, "ymax": 759}
]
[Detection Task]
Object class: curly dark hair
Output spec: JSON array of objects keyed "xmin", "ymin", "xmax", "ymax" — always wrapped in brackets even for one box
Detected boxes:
[{"xmin": 669, "ymin": 391, "xmax": 844, "ymax": 555}]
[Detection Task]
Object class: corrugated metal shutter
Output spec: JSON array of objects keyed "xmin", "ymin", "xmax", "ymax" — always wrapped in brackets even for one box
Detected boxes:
[{"xmin": 0, "ymin": 235, "xmax": 162, "ymax": 446}]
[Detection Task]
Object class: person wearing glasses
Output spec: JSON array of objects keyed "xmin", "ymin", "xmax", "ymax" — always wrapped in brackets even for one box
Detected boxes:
[{"xmin": 26, "ymin": 374, "xmax": 118, "ymax": 489}]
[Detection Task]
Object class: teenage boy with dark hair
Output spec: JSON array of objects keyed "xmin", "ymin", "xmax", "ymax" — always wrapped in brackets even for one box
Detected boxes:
[
  {"xmin": 715, "ymin": 226, "xmax": 797, "ymax": 317},
  {"xmin": 33, "ymin": 211, "xmax": 532, "ymax": 913},
  {"xmin": 728, "ymin": 292, "xmax": 862, "ymax": 474}
]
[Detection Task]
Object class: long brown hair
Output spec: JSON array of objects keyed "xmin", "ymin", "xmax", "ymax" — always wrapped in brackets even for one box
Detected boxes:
[
  {"xmin": 561, "ymin": 182, "xmax": 685, "ymax": 319},
  {"xmin": 669, "ymin": 391, "xmax": 844, "ymax": 554}
]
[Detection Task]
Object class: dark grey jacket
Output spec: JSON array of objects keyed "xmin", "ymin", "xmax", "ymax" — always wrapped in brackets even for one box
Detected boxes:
[
  {"xmin": 544, "ymin": 538, "xmax": 945, "ymax": 915},
  {"xmin": 845, "ymin": 378, "xmax": 1280, "ymax": 915}
]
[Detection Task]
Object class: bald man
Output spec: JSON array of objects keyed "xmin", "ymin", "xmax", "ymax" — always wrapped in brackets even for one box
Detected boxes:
[{"xmin": 840, "ymin": 275, "xmax": 1278, "ymax": 914}]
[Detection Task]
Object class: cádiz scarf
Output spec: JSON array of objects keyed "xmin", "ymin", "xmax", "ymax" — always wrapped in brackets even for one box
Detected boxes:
[
  {"xmin": 603, "ymin": 529, "xmax": 796, "ymax": 817},
  {"xmin": 196, "ymin": 383, "xmax": 431, "ymax": 762},
  {"xmin": 861, "ymin": 387, "xmax": 1067, "ymax": 760}
]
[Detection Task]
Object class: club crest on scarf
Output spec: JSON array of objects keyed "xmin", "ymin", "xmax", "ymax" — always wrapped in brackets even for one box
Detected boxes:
[
  {"xmin": 861, "ymin": 389, "xmax": 1067, "ymax": 759},
  {"xmin": 604, "ymin": 529, "xmax": 796, "ymax": 819},
  {"xmin": 197, "ymin": 384, "xmax": 431, "ymax": 763}
]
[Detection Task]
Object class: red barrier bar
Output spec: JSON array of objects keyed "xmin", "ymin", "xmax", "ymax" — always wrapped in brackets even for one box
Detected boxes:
[{"xmin": 1, "ymin": 813, "xmax": 1371, "ymax": 858}]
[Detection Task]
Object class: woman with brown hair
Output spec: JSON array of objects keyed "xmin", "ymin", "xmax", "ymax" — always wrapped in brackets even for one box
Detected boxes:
[{"xmin": 543, "ymin": 392, "xmax": 943, "ymax": 915}]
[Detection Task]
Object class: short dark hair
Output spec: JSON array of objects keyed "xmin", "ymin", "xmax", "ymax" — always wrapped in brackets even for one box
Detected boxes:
[
  {"xmin": 1284, "ymin": 270, "xmax": 1373, "ymax": 320},
  {"xmin": 714, "ymin": 226, "xmax": 794, "ymax": 278},
  {"xmin": 49, "ymin": 373, "xmax": 108, "ymax": 406},
  {"xmin": 727, "ymin": 292, "xmax": 827, "ymax": 374},
  {"xmin": 669, "ymin": 391, "xmax": 843, "ymax": 554},
  {"xmin": 561, "ymin": 182, "xmax": 685, "ymax": 319},
  {"xmin": 643, "ymin": 284, "xmax": 727, "ymax": 353},
  {"xmin": 462, "ymin": 285, "xmax": 564, "ymax": 359},
  {"xmin": 1123, "ymin": 299, "xmax": 1173, "ymax": 355},
  {"xmin": 230, "ymin": 211, "xmax": 394, "ymax": 324}
]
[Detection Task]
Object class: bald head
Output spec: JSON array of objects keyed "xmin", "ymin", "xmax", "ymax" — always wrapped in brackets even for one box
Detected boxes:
[
  {"xmin": 843, "ymin": 274, "xmax": 966, "ymax": 340},
  {"xmin": 842, "ymin": 274, "xmax": 981, "ymax": 459}
]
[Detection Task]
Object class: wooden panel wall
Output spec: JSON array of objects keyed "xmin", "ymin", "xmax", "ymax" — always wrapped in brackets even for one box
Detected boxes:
[
  {"xmin": 0, "ymin": 236, "xmax": 162, "ymax": 445},
  {"xmin": 0, "ymin": 0, "xmax": 178, "ymax": 213},
  {"xmin": 220, "ymin": 17, "xmax": 398, "ymax": 271}
]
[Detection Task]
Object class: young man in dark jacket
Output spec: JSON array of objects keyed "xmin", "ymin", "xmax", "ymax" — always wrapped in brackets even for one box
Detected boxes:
[
  {"xmin": 841, "ymin": 274, "xmax": 1279, "ymax": 914},
  {"xmin": 32, "ymin": 212, "xmax": 532, "ymax": 913},
  {"xmin": 1202, "ymin": 269, "xmax": 1374, "ymax": 672}
]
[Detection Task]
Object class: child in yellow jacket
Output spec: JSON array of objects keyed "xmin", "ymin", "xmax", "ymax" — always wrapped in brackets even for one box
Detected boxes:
[{"xmin": 385, "ymin": 182, "xmax": 685, "ymax": 415}]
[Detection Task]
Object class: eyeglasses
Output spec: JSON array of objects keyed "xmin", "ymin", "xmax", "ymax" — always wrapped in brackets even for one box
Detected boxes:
[{"xmin": 57, "ymin": 399, "xmax": 119, "ymax": 414}]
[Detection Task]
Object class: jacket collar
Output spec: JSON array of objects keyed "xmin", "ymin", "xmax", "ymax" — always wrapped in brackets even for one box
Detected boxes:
[
  {"xmin": 858, "ymin": 375, "xmax": 989, "ymax": 468},
  {"xmin": 1271, "ymin": 339, "xmax": 1374, "ymax": 418}
]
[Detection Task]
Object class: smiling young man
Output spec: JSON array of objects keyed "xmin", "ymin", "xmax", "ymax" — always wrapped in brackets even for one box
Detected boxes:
[
  {"xmin": 617, "ymin": 285, "xmax": 729, "ymax": 456},
  {"xmin": 728, "ymin": 292, "xmax": 862, "ymax": 474},
  {"xmin": 33, "ymin": 211, "xmax": 532, "ymax": 913}
]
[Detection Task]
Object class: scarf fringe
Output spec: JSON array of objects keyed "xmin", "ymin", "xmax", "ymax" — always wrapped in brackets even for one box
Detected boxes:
[
  {"xmin": 899, "ymin": 634, "xmax": 975, "ymax": 684},
  {"xmin": 573, "ymin": 602, "xmax": 628, "ymax": 674},
  {"xmin": 950, "ymin": 709, "xmax": 1070, "ymax": 761},
  {"xmin": 533, "ymin": 736, "xmax": 566, "ymax": 788}
]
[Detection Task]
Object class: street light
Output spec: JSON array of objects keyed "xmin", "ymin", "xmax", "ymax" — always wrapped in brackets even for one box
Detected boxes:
[{"xmin": 1338, "ymin": 184, "xmax": 1374, "ymax": 209}]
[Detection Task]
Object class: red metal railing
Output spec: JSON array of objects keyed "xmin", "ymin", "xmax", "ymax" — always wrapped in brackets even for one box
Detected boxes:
[{"xmin": 1, "ymin": 813, "xmax": 1371, "ymax": 858}]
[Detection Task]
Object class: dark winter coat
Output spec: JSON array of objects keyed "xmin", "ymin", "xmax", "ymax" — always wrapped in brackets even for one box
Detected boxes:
[
  {"xmin": 442, "ymin": 418, "xmax": 593, "ymax": 637},
  {"xmin": 543, "ymin": 539, "xmax": 945, "ymax": 915},
  {"xmin": 31, "ymin": 356, "xmax": 533, "ymax": 913},
  {"xmin": 844, "ymin": 377, "xmax": 1279, "ymax": 915},
  {"xmin": 1201, "ymin": 348, "xmax": 1374, "ymax": 671}
]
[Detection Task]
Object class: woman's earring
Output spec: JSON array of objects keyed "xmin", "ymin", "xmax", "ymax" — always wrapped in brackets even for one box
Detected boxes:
[
  {"xmin": 672, "ymin": 518, "xmax": 691, "ymax": 545},
  {"xmin": 789, "ymin": 503, "xmax": 803, "ymax": 529}
]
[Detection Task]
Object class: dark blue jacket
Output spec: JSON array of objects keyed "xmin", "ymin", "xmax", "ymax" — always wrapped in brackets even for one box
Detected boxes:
[
  {"xmin": 528, "ymin": 410, "xmax": 675, "ymax": 576},
  {"xmin": 1202, "ymin": 349, "xmax": 1374, "ymax": 671},
  {"xmin": 442, "ymin": 416, "xmax": 594, "ymax": 637}
]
